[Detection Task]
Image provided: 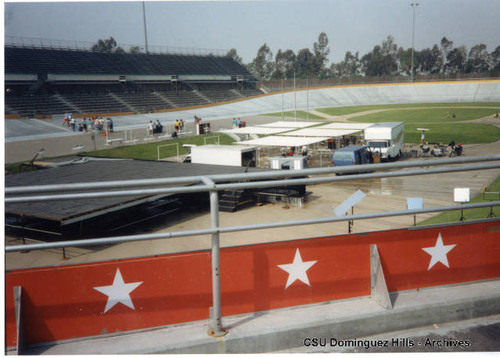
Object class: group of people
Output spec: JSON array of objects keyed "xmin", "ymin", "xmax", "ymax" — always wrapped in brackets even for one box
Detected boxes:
[
  {"xmin": 232, "ymin": 117, "xmax": 246, "ymax": 128},
  {"xmin": 281, "ymin": 145, "xmax": 309, "ymax": 157},
  {"xmin": 174, "ymin": 119, "xmax": 185, "ymax": 133},
  {"xmin": 148, "ymin": 120, "xmax": 164, "ymax": 135},
  {"xmin": 63, "ymin": 113, "xmax": 113, "ymax": 134}
]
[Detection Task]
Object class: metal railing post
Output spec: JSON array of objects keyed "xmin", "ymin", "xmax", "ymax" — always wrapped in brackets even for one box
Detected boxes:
[{"xmin": 202, "ymin": 177, "xmax": 226, "ymax": 337}]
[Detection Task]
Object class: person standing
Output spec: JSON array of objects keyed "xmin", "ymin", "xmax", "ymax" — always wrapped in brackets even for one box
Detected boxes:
[
  {"xmin": 63, "ymin": 112, "xmax": 70, "ymax": 127},
  {"xmin": 70, "ymin": 116, "xmax": 76, "ymax": 131}
]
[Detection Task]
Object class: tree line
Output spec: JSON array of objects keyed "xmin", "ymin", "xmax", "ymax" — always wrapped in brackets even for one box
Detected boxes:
[
  {"xmin": 228, "ymin": 33, "xmax": 500, "ymax": 80},
  {"xmin": 90, "ymin": 35, "xmax": 499, "ymax": 79}
]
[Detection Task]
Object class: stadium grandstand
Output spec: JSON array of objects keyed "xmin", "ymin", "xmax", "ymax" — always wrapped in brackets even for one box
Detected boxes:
[{"xmin": 4, "ymin": 44, "xmax": 261, "ymax": 117}]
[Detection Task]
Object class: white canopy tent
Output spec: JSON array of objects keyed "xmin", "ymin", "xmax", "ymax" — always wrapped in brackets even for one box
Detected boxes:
[
  {"xmin": 219, "ymin": 126, "xmax": 289, "ymax": 135},
  {"xmin": 238, "ymin": 135, "xmax": 330, "ymax": 147},
  {"xmin": 320, "ymin": 122, "xmax": 374, "ymax": 130},
  {"xmin": 256, "ymin": 121, "xmax": 321, "ymax": 128},
  {"xmin": 282, "ymin": 128, "xmax": 360, "ymax": 137}
]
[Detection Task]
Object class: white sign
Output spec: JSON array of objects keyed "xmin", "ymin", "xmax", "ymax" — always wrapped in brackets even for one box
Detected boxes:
[
  {"xmin": 407, "ymin": 198, "xmax": 423, "ymax": 210},
  {"xmin": 454, "ymin": 188, "xmax": 470, "ymax": 203},
  {"xmin": 334, "ymin": 190, "xmax": 366, "ymax": 217}
]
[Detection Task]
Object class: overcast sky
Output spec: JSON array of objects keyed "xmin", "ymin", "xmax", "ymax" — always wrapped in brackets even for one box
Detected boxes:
[{"xmin": 4, "ymin": 0, "xmax": 500, "ymax": 64}]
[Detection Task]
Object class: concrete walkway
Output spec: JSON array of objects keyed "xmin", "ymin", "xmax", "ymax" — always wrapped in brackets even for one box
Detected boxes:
[{"xmin": 17, "ymin": 279, "xmax": 500, "ymax": 354}]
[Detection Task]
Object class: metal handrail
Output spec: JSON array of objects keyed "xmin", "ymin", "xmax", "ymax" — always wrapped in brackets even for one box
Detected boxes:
[
  {"xmin": 5, "ymin": 154, "xmax": 500, "ymax": 197},
  {"xmin": 5, "ymin": 201, "xmax": 500, "ymax": 253}
]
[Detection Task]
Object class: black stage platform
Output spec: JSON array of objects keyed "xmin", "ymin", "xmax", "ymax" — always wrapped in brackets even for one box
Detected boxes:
[{"xmin": 5, "ymin": 157, "xmax": 266, "ymax": 239}]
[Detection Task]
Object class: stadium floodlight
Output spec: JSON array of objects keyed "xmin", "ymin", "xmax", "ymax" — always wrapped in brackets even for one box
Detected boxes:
[
  {"xmin": 410, "ymin": 3, "xmax": 419, "ymax": 82},
  {"xmin": 142, "ymin": 2, "xmax": 149, "ymax": 54}
]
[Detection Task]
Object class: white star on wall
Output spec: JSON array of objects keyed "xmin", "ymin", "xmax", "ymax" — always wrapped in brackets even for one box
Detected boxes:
[
  {"xmin": 94, "ymin": 268, "xmax": 143, "ymax": 313},
  {"xmin": 422, "ymin": 233, "xmax": 457, "ymax": 270},
  {"xmin": 278, "ymin": 248, "xmax": 317, "ymax": 289}
]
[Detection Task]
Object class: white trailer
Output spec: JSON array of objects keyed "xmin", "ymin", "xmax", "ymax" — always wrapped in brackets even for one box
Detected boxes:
[
  {"xmin": 190, "ymin": 145, "xmax": 257, "ymax": 167},
  {"xmin": 364, "ymin": 122, "xmax": 404, "ymax": 161}
]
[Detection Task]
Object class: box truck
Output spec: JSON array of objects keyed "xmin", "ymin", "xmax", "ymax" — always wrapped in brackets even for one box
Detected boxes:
[{"xmin": 364, "ymin": 122, "xmax": 404, "ymax": 161}]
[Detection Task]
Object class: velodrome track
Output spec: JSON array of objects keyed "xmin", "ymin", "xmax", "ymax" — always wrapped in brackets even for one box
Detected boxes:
[{"xmin": 5, "ymin": 80, "xmax": 500, "ymax": 142}]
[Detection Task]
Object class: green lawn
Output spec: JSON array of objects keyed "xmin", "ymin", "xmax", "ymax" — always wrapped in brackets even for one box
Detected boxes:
[
  {"xmin": 316, "ymin": 102, "xmax": 500, "ymax": 116},
  {"xmin": 331, "ymin": 103, "xmax": 500, "ymax": 144},
  {"xmin": 418, "ymin": 176, "xmax": 500, "ymax": 226},
  {"xmin": 349, "ymin": 108, "xmax": 499, "ymax": 124},
  {"xmin": 403, "ymin": 123, "xmax": 500, "ymax": 144},
  {"xmin": 81, "ymin": 133, "xmax": 235, "ymax": 160}
]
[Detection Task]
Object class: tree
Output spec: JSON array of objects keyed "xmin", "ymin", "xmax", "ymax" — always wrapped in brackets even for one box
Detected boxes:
[
  {"xmin": 295, "ymin": 48, "xmax": 315, "ymax": 78},
  {"xmin": 429, "ymin": 44, "xmax": 444, "ymax": 74},
  {"xmin": 226, "ymin": 48, "xmax": 243, "ymax": 65},
  {"xmin": 91, "ymin": 37, "xmax": 121, "ymax": 53},
  {"xmin": 440, "ymin": 37, "xmax": 454, "ymax": 73},
  {"xmin": 417, "ymin": 44, "xmax": 443, "ymax": 74},
  {"xmin": 274, "ymin": 49, "xmax": 296, "ymax": 79},
  {"xmin": 491, "ymin": 46, "xmax": 500, "ymax": 72},
  {"xmin": 332, "ymin": 51, "xmax": 360, "ymax": 77},
  {"xmin": 446, "ymin": 45, "xmax": 467, "ymax": 74},
  {"xmin": 248, "ymin": 43, "xmax": 274, "ymax": 80},
  {"xmin": 465, "ymin": 44, "xmax": 490, "ymax": 73},
  {"xmin": 129, "ymin": 46, "xmax": 141, "ymax": 54},
  {"xmin": 312, "ymin": 32, "xmax": 330, "ymax": 78},
  {"xmin": 397, "ymin": 47, "xmax": 413, "ymax": 75},
  {"xmin": 361, "ymin": 36, "xmax": 399, "ymax": 76},
  {"xmin": 380, "ymin": 35, "xmax": 398, "ymax": 75}
]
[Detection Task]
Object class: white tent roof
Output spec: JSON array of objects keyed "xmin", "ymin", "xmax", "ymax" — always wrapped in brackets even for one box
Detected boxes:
[
  {"xmin": 220, "ymin": 126, "xmax": 288, "ymax": 135},
  {"xmin": 256, "ymin": 121, "xmax": 321, "ymax": 128},
  {"xmin": 282, "ymin": 128, "xmax": 360, "ymax": 137},
  {"xmin": 238, "ymin": 135, "xmax": 330, "ymax": 147},
  {"xmin": 320, "ymin": 122, "xmax": 374, "ymax": 130}
]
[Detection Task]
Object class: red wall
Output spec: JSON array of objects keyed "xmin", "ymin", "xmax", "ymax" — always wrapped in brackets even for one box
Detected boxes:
[{"xmin": 5, "ymin": 220, "xmax": 500, "ymax": 347}]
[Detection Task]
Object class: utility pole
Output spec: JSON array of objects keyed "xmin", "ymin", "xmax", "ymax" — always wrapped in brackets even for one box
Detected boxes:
[{"xmin": 410, "ymin": 3, "xmax": 419, "ymax": 82}]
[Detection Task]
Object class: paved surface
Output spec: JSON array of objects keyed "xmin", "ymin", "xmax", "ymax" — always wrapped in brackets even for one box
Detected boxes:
[
  {"xmin": 278, "ymin": 312, "xmax": 500, "ymax": 353},
  {"xmin": 14, "ymin": 280, "xmax": 500, "ymax": 354}
]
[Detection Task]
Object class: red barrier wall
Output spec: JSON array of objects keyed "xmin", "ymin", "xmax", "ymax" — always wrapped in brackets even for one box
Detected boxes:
[{"xmin": 5, "ymin": 220, "xmax": 500, "ymax": 348}]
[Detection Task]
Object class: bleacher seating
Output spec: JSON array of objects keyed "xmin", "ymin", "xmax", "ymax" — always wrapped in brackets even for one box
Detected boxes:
[{"xmin": 5, "ymin": 46, "xmax": 262, "ymax": 116}]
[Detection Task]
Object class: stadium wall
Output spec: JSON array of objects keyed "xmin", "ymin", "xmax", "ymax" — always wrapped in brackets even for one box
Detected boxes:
[
  {"xmin": 133, "ymin": 80, "xmax": 500, "ymax": 124},
  {"xmin": 5, "ymin": 220, "xmax": 500, "ymax": 348}
]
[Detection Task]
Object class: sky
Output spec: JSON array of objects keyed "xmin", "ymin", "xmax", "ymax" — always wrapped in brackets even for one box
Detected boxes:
[{"xmin": 4, "ymin": 0, "xmax": 500, "ymax": 65}]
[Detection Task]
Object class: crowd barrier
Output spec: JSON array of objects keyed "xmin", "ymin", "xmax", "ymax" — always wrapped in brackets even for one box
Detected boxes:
[{"xmin": 5, "ymin": 219, "xmax": 499, "ymax": 348}]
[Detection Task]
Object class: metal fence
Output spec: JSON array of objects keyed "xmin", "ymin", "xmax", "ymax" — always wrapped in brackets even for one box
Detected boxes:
[
  {"xmin": 259, "ymin": 73, "xmax": 500, "ymax": 92},
  {"xmin": 5, "ymin": 154, "xmax": 500, "ymax": 335},
  {"xmin": 5, "ymin": 36, "xmax": 229, "ymax": 57}
]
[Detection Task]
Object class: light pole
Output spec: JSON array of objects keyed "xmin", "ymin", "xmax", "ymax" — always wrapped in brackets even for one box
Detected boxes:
[
  {"xmin": 294, "ymin": 70, "xmax": 296, "ymax": 122},
  {"xmin": 410, "ymin": 3, "xmax": 419, "ymax": 82},
  {"xmin": 281, "ymin": 77, "xmax": 284, "ymax": 120},
  {"xmin": 142, "ymin": 2, "xmax": 149, "ymax": 54}
]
